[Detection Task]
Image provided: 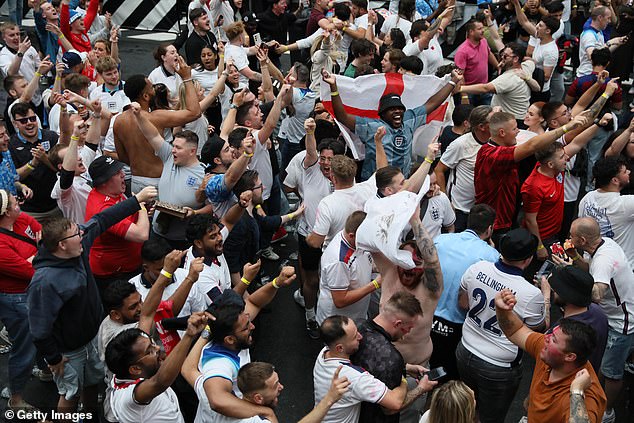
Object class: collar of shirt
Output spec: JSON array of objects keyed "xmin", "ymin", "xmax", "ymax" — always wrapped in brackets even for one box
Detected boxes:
[
  {"xmin": 367, "ymin": 319, "xmax": 394, "ymax": 343},
  {"xmin": 16, "ymin": 129, "xmax": 43, "ymax": 144},
  {"xmin": 102, "ymin": 81, "xmax": 124, "ymax": 94},
  {"xmin": 494, "ymin": 259, "xmax": 523, "ymax": 276},
  {"xmin": 160, "ymin": 64, "xmax": 175, "ymax": 78}
]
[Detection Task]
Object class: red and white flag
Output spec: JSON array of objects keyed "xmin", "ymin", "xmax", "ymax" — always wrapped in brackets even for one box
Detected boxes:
[{"xmin": 320, "ymin": 72, "xmax": 453, "ymax": 160}]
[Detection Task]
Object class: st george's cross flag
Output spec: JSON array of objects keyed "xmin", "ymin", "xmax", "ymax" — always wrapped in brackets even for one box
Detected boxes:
[{"xmin": 320, "ymin": 72, "xmax": 453, "ymax": 160}]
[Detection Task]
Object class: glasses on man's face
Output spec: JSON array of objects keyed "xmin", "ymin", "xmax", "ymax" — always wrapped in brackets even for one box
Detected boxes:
[
  {"xmin": 501, "ymin": 53, "xmax": 516, "ymax": 60},
  {"xmin": 252, "ymin": 184, "xmax": 263, "ymax": 191},
  {"xmin": 15, "ymin": 116, "xmax": 37, "ymax": 125},
  {"xmin": 133, "ymin": 341, "xmax": 160, "ymax": 365},
  {"xmin": 555, "ymin": 107, "xmax": 571, "ymax": 120},
  {"xmin": 57, "ymin": 226, "xmax": 82, "ymax": 243}
]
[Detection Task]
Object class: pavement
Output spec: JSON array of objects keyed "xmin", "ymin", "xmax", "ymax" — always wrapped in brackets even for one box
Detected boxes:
[{"xmin": 0, "ymin": 21, "xmax": 632, "ymax": 423}]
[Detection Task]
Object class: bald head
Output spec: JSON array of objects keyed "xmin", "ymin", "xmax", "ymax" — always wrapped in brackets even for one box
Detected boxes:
[{"xmin": 572, "ymin": 218, "xmax": 601, "ymax": 243}]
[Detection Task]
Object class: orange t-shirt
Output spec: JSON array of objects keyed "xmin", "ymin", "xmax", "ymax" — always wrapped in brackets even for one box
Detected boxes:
[{"xmin": 525, "ymin": 332, "xmax": 606, "ymax": 423}]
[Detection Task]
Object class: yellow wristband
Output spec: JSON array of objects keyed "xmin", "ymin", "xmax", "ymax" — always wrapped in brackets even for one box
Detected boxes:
[
  {"xmin": 219, "ymin": 54, "xmax": 224, "ymax": 57},
  {"xmin": 70, "ymin": 135, "xmax": 80, "ymax": 141},
  {"xmin": 244, "ymin": 152, "xmax": 254, "ymax": 157},
  {"xmin": 424, "ymin": 157, "xmax": 434, "ymax": 164},
  {"xmin": 306, "ymin": 131, "xmax": 315, "ymax": 135},
  {"xmin": 255, "ymin": 204, "xmax": 262, "ymax": 209},
  {"xmin": 601, "ymin": 93, "xmax": 610, "ymax": 99},
  {"xmin": 55, "ymin": 76, "xmax": 62, "ymax": 80},
  {"xmin": 288, "ymin": 212, "xmax": 295, "ymax": 219},
  {"xmin": 26, "ymin": 163, "xmax": 35, "ymax": 170},
  {"xmin": 160, "ymin": 269, "xmax": 173, "ymax": 279},
  {"xmin": 372, "ymin": 279, "xmax": 380, "ymax": 290},
  {"xmin": 402, "ymin": 377, "xmax": 408, "ymax": 384},
  {"xmin": 272, "ymin": 278, "xmax": 280, "ymax": 289},
  {"xmin": 562, "ymin": 125, "xmax": 569, "ymax": 134},
  {"xmin": 35, "ymin": 72, "xmax": 42, "ymax": 77},
  {"xmin": 537, "ymin": 244, "xmax": 545, "ymax": 250},
  {"xmin": 59, "ymin": 33, "xmax": 65, "ymax": 39},
  {"xmin": 572, "ymin": 254, "xmax": 581, "ymax": 261},
  {"xmin": 331, "ymin": 91, "xmax": 339, "ymax": 97},
  {"xmin": 241, "ymin": 277, "xmax": 251, "ymax": 286}
]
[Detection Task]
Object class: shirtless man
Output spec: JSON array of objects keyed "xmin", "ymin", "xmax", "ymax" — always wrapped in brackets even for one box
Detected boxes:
[
  {"xmin": 374, "ymin": 207, "xmax": 443, "ymax": 422},
  {"xmin": 113, "ymin": 56, "xmax": 201, "ymax": 192}
]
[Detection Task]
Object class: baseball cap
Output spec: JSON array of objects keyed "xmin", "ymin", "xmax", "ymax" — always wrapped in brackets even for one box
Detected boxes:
[
  {"xmin": 548, "ymin": 266, "xmax": 594, "ymax": 307},
  {"xmin": 200, "ymin": 134, "xmax": 226, "ymax": 167},
  {"xmin": 62, "ymin": 51, "xmax": 83, "ymax": 68},
  {"xmin": 378, "ymin": 94, "xmax": 405, "ymax": 115},
  {"xmin": 88, "ymin": 156, "xmax": 125, "ymax": 187},
  {"xmin": 242, "ymin": 11, "xmax": 259, "ymax": 24},
  {"xmin": 499, "ymin": 228, "xmax": 538, "ymax": 261}
]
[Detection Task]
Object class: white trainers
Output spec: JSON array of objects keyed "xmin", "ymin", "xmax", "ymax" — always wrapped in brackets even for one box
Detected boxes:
[
  {"xmin": 601, "ymin": 408, "xmax": 615, "ymax": 423},
  {"xmin": 260, "ymin": 246, "xmax": 280, "ymax": 261},
  {"xmin": 293, "ymin": 289, "xmax": 305, "ymax": 308}
]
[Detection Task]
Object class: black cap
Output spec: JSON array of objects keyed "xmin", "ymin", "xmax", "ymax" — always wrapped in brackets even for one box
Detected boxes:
[
  {"xmin": 62, "ymin": 51, "xmax": 82, "ymax": 68},
  {"xmin": 209, "ymin": 289, "xmax": 245, "ymax": 312},
  {"xmin": 499, "ymin": 228, "xmax": 538, "ymax": 261},
  {"xmin": 378, "ymin": 93, "xmax": 405, "ymax": 115},
  {"xmin": 200, "ymin": 134, "xmax": 226, "ymax": 167},
  {"xmin": 548, "ymin": 266, "xmax": 594, "ymax": 307},
  {"xmin": 88, "ymin": 156, "xmax": 125, "ymax": 186},
  {"xmin": 242, "ymin": 11, "xmax": 259, "ymax": 24}
]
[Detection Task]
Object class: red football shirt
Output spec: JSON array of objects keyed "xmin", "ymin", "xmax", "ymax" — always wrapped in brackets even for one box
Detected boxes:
[
  {"xmin": 85, "ymin": 190, "xmax": 141, "ymax": 277},
  {"xmin": 0, "ymin": 213, "xmax": 41, "ymax": 293},
  {"xmin": 521, "ymin": 164, "xmax": 565, "ymax": 240},
  {"xmin": 474, "ymin": 142, "xmax": 519, "ymax": 230}
]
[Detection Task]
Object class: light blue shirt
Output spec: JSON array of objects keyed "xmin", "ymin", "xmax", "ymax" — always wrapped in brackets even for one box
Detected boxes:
[
  {"xmin": 355, "ymin": 105, "xmax": 427, "ymax": 180},
  {"xmin": 434, "ymin": 230, "xmax": 500, "ymax": 323}
]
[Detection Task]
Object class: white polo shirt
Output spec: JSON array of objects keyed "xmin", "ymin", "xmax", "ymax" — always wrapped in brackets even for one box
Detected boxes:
[
  {"xmin": 313, "ymin": 346, "xmax": 388, "ymax": 423},
  {"xmin": 111, "ymin": 378, "xmax": 184, "ymax": 423},
  {"xmin": 297, "ymin": 159, "xmax": 333, "ymax": 237},
  {"xmin": 587, "ymin": 238, "xmax": 634, "ymax": 335},
  {"xmin": 0, "ymin": 46, "xmax": 42, "ymax": 105},
  {"xmin": 316, "ymin": 231, "xmax": 374, "ymax": 324},
  {"xmin": 460, "ymin": 260, "xmax": 545, "ymax": 367},
  {"xmin": 421, "ymin": 192, "xmax": 456, "ymax": 239},
  {"xmin": 248, "ymin": 130, "xmax": 273, "ymax": 200},
  {"xmin": 193, "ymin": 375, "xmax": 269, "ymax": 423},
  {"xmin": 440, "ymin": 132, "xmax": 485, "ymax": 213},
  {"xmin": 89, "ymin": 82, "xmax": 130, "ymax": 114}
]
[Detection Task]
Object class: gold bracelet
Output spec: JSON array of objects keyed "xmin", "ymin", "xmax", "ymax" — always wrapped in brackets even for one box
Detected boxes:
[
  {"xmin": 331, "ymin": 91, "xmax": 339, "ymax": 97},
  {"xmin": 241, "ymin": 277, "xmax": 251, "ymax": 286},
  {"xmin": 424, "ymin": 157, "xmax": 434, "ymax": 164},
  {"xmin": 372, "ymin": 279, "xmax": 380, "ymax": 290},
  {"xmin": 272, "ymin": 278, "xmax": 280, "ymax": 289},
  {"xmin": 160, "ymin": 269, "xmax": 173, "ymax": 279}
]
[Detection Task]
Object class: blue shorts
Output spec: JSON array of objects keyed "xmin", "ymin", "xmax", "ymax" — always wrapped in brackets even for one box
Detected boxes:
[
  {"xmin": 53, "ymin": 336, "xmax": 104, "ymax": 400},
  {"xmin": 600, "ymin": 328, "xmax": 634, "ymax": 379}
]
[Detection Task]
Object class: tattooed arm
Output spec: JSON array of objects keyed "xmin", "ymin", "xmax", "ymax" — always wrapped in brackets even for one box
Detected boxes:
[
  {"xmin": 494, "ymin": 289, "xmax": 533, "ymax": 351},
  {"xmin": 409, "ymin": 216, "xmax": 443, "ymax": 298},
  {"xmin": 569, "ymin": 369, "xmax": 592, "ymax": 423}
]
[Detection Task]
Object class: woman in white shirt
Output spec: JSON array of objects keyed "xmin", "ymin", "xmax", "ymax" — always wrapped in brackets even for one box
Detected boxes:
[
  {"xmin": 380, "ymin": 0, "xmax": 421, "ymax": 42},
  {"xmin": 148, "ymin": 44, "xmax": 183, "ymax": 106}
]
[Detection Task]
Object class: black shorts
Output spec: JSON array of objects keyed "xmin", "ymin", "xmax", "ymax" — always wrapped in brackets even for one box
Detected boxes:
[{"xmin": 298, "ymin": 234, "xmax": 322, "ymax": 270}]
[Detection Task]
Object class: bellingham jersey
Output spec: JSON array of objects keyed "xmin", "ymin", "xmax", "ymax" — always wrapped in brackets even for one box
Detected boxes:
[{"xmin": 460, "ymin": 260, "xmax": 545, "ymax": 367}]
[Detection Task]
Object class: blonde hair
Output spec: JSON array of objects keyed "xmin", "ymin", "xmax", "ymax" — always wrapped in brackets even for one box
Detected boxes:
[
  {"xmin": 178, "ymin": 79, "xmax": 202, "ymax": 110},
  {"xmin": 428, "ymin": 381, "xmax": 476, "ymax": 423}
]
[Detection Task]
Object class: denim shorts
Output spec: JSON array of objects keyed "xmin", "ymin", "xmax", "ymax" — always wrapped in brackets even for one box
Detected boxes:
[
  {"xmin": 601, "ymin": 328, "xmax": 634, "ymax": 379},
  {"xmin": 53, "ymin": 336, "xmax": 104, "ymax": 400}
]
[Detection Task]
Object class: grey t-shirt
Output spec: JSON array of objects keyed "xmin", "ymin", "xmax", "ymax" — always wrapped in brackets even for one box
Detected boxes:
[{"xmin": 153, "ymin": 142, "xmax": 206, "ymax": 240}]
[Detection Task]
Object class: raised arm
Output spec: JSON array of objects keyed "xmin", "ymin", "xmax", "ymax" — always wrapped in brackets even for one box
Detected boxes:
[
  {"xmin": 298, "ymin": 366, "xmax": 350, "ymax": 423},
  {"xmin": 244, "ymin": 267, "xmax": 296, "ymax": 319},
  {"xmin": 425, "ymin": 69, "xmax": 463, "ymax": 112},
  {"xmin": 494, "ymin": 289, "xmax": 533, "ymax": 351},
  {"xmin": 514, "ymin": 113, "xmax": 590, "ymax": 161},
  {"xmin": 304, "ymin": 118, "xmax": 319, "ymax": 168},
  {"xmin": 404, "ymin": 141, "xmax": 440, "ymax": 194},
  {"xmin": 374, "ymin": 126, "xmax": 388, "ymax": 169},
  {"xmin": 130, "ymin": 102, "xmax": 166, "ymax": 153},
  {"xmin": 605, "ymin": 118, "xmax": 634, "ymax": 157},
  {"xmin": 257, "ymin": 83, "xmax": 293, "ymax": 145},
  {"xmin": 409, "ymin": 211, "xmax": 443, "ymax": 299},
  {"xmin": 257, "ymin": 49, "xmax": 276, "ymax": 103},
  {"xmin": 511, "ymin": 0, "xmax": 537, "ymax": 36},
  {"xmin": 224, "ymin": 133, "xmax": 254, "ymax": 190},
  {"xmin": 321, "ymin": 69, "xmax": 356, "ymax": 131},
  {"xmin": 20, "ymin": 57, "xmax": 52, "ymax": 104}
]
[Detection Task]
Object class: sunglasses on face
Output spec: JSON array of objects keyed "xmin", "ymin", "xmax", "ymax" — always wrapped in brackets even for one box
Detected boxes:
[{"xmin": 15, "ymin": 116, "xmax": 37, "ymax": 124}]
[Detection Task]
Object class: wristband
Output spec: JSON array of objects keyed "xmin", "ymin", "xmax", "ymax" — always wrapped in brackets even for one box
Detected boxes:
[
  {"xmin": 160, "ymin": 269, "xmax": 173, "ymax": 279},
  {"xmin": 70, "ymin": 135, "xmax": 80, "ymax": 141},
  {"xmin": 92, "ymin": 112, "xmax": 102, "ymax": 118},
  {"xmin": 306, "ymin": 131, "xmax": 315, "ymax": 135},
  {"xmin": 402, "ymin": 377, "xmax": 408, "ymax": 384},
  {"xmin": 572, "ymin": 254, "xmax": 581, "ymax": 261},
  {"xmin": 243, "ymin": 152, "xmax": 254, "ymax": 157},
  {"xmin": 447, "ymin": 80, "xmax": 456, "ymax": 87},
  {"xmin": 35, "ymin": 72, "xmax": 42, "ymax": 77},
  {"xmin": 288, "ymin": 212, "xmax": 295, "ymax": 219},
  {"xmin": 182, "ymin": 78, "xmax": 193, "ymax": 83},
  {"xmin": 570, "ymin": 390, "xmax": 585, "ymax": 397},
  {"xmin": 562, "ymin": 125, "xmax": 569, "ymax": 134},
  {"xmin": 241, "ymin": 277, "xmax": 251, "ymax": 286},
  {"xmin": 55, "ymin": 76, "xmax": 62, "ymax": 80},
  {"xmin": 26, "ymin": 162, "xmax": 35, "ymax": 170},
  {"xmin": 230, "ymin": 103, "xmax": 239, "ymax": 110},
  {"xmin": 331, "ymin": 91, "xmax": 339, "ymax": 97},
  {"xmin": 272, "ymin": 278, "xmax": 280, "ymax": 289},
  {"xmin": 424, "ymin": 156, "xmax": 434, "ymax": 164},
  {"xmin": 537, "ymin": 244, "xmax": 545, "ymax": 250},
  {"xmin": 255, "ymin": 204, "xmax": 262, "ymax": 209},
  {"xmin": 59, "ymin": 33, "xmax": 65, "ymax": 39},
  {"xmin": 372, "ymin": 279, "xmax": 380, "ymax": 290},
  {"xmin": 601, "ymin": 93, "xmax": 610, "ymax": 99},
  {"xmin": 219, "ymin": 54, "xmax": 224, "ymax": 58}
]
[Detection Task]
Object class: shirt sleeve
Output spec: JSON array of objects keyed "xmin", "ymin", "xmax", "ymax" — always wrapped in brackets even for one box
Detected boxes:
[
  {"xmin": 440, "ymin": 137, "xmax": 462, "ymax": 169},
  {"xmin": 521, "ymin": 179, "xmax": 544, "ymax": 214},
  {"xmin": 454, "ymin": 47, "xmax": 467, "ymax": 71},
  {"xmin": 441, "ymin": 194, "xmax": 456, "ymax": 226},
  {"xmin": 542, "ymin": 45, "xmax": 559, "ymax": 68},
  {"xmin": 156, "ymin": 141, "xmax": 172, "ymax": 163},
  {"xmin": 524, "ymin": 332, "xmax": 545, "ymax": 359},
  {"xmin": 205, "ymin": 174, "xmax": 232, "ymax": 203},
  {"xmin": 201, "ymin": 357, "xmax": 234, "ymax": 382},
  {"xmin": 522, "ymin": 291, "xmax": 546, "ymax": 328},
  {"xmin": 351, "ymin": 370, "xmax": 388, "ymax": 404},
  {"xmin": 312, "ymin": 199, "xmax": 331, "ymax": 236},
  {"xmin": 589, "ymin": 255, "xmax": 614, "ymax": 285},
  {"xmin": 323, "ymin": 262, "xmax": 350, "ymax": 290}
]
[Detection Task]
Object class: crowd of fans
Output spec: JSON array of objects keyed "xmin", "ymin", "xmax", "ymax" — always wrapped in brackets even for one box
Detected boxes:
[{"xmin": 0, "ymin": 0, "xmax": 634, "ymax": 422}]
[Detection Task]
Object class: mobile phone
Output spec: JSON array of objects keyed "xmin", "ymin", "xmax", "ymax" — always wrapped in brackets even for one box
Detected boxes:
[
  {"xmin": 425, "ymin": 367, "xmax": 447, "ymax": 381},
  {"xmin": 253, "ymin": 33, "xmax": 262, "ymax": 46},
  {"xmin": 535, "ymin": 260, "xmax": 556, "ymax": 279},
  {"xmin": 251, "ymin": 250, "xmax": 263, "ymax": 264}
]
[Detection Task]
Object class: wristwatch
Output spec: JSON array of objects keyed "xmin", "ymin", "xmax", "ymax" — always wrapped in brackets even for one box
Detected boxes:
[
  {"xmin": 16, "ymin": 52, "xmax": 24, "ymax": 58},
  {"xmin": 230, "ymin": 103, "xmax": 239, "ymax": 110}
]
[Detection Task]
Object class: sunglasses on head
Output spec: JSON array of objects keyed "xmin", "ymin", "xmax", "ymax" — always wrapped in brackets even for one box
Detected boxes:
[{"xmin": 15, "ymin": 116, "xmax": 37, "ymax": 124}]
